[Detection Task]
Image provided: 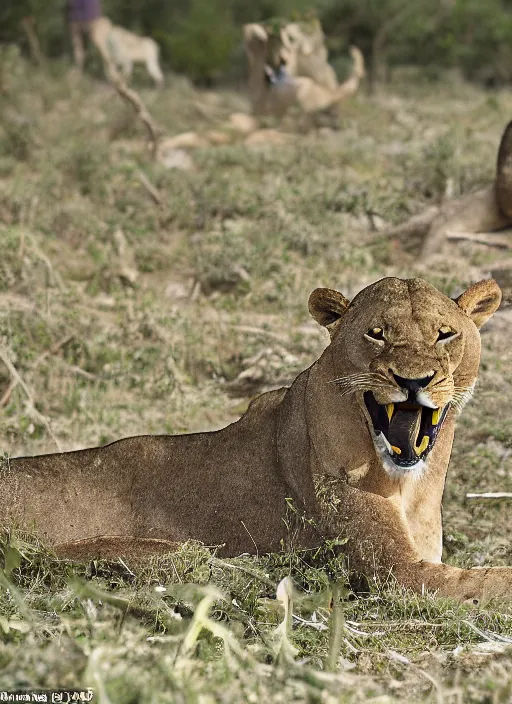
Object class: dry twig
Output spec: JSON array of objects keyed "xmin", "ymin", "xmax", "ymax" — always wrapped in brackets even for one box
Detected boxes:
[
  {"xmin": 466, "ymin": 492, "xmax": 512, "ymax": 500},
  {"xmin": 447, "ymin": 232, "xmax": 512, "ymax": 249},
  {"xmin": 209, "ymin": 556, "xmax": 275, "ymax": 589},
  {"xmin": 0, "ymin": 380, "xmax": 17, "ymax": 408},
  {"xmin": 106, "ymin": 67, "xmax": 160, "ymax": 156},
  {"xmin": 136, "ymin": 170, "xmax": 162, "ymax": 204},
  {"xmin": 0, "ymin": 345, "xmax": 62, "ymax": 452},
  {"xmin": 24, "ymin": 232, "xmax": 66, "ymax": 292},
  {"xmin": 30, "ymin": 334, "xmax": 75, "ymax": 369}
]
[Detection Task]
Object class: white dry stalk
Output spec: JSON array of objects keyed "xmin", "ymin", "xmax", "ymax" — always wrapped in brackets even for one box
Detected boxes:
[
  {"xmin": 84, "ymin": 647, "xmax": 113, "ymax": 704},
  {"xmin": 275, "ymin": 577, "xmax": 299, "ymax": 663},
  {"xmin": 178, "ymin": 586, "xmax": 247, "ymax": 665},
  {"xmin": 466, "ymin": 492, "xmax": 512, "ymax": 500},
  {"xmin": 179, "ymin": 591, "xmax": 217, "ymax": 657},
  {"xmin": 325, "ymin": 582, "xmax": 345, "ymax": 672}
]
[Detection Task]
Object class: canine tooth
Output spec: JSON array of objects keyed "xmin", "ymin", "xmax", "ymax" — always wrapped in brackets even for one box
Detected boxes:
[
  {"xmin": 386, "ymin": 403, "xmax": 394, "ymax": 421},
  {"xmin": 381, "ymin": 434, "xmax": 392, "ymax": 453},
  {"xmin": 415, "ymin": 435, "xmax": 429, "ymax": 456},
  {"xmin": 391, "ymin": 445, "xmax": 401, "ymax": 455},
  {"xmin": 432, "ymin": 408, "xmax": 441, "ymax": 425},
  {"xmin": 416, "ymin": 391, "xmax": 437, "ymax": 409}
]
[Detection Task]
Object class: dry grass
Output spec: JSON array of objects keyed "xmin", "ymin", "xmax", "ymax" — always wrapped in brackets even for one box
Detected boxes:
[{"xmin": 1, "ymin": 55, "xmax": 512, "ymax": 701}]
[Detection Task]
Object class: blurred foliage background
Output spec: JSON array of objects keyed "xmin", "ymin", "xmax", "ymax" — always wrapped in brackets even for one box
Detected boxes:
[{"xmin": 1, "ymin": 0, "xmax": 512, "ymax": 87}]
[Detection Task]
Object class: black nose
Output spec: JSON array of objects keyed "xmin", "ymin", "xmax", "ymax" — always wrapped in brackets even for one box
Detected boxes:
[{"xmin": 392, "ymin": 373, "xmax": 434, "ymax": 395}]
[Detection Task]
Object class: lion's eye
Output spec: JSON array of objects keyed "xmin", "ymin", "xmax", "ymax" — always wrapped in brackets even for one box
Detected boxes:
[
  {"xmin": 365, "ymin": 327, "xmax": 385, "ymax": 343},
  {"xmin": 437, "ymin": 326, "xmax": 458, "ymax": 344}
]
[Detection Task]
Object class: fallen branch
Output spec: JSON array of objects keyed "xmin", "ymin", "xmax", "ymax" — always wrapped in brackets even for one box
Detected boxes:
[
  {"xmin": 466, "ymin": 492, "xmax": 512, "ymax": 500},
  {"xmin": 107, "ymin": 68, "xmax": 160, "ymax": 156},
  {"xmin": 447, "ymin": 232, "xmax": 512, "ymax": 249},
  {"xmin": 136, "ymin": 169, "xmax": 162, "ymax": 204},
  {"xmin": 0, "ymin": 380, "xmax": 17, "ymax": 408},
  {"xmin": 57, "ymin": 361, "xmax": 99, "ymax": 382},
  {"xmin": 30, "ymin": 334, "xmax": 75, "ymax": 371}
]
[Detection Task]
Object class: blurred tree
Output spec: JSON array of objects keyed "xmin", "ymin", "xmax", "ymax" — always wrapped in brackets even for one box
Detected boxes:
[
  {"xmin": 0, "ymin": 0, "xmax": 67, "ymax": 58},
  {"xmin": 158, "ymin": 0, "xmax": 238, "ymax": 84},
  {"xmin": 319, "ymin": 0, "xmax": 455, "ymax": 88}
]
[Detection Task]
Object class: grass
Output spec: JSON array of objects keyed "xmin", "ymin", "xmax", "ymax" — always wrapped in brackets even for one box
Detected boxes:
[
  {"xmin": 2, "ymin": 533, "xmax": 512, "ymax": 702},
  {"xmin": 1, "ymin": 55, "xmax": 512, "ymax": 700}
]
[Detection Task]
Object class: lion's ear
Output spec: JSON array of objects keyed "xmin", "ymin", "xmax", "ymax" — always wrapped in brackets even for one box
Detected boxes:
[
  {"xmin": 308, "ymin": 288, "xmax": 350, "ymax": 329},
  {"xmin": 455, "ymin": 279, "xmax": 502, "ymax": 329},
  {"xmin": 243, "ymin": 23, "xmax": 268, "ymax": 45}
]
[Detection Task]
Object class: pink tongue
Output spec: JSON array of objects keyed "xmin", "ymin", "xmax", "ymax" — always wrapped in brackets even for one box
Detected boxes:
[{"xmin": 387, "ymin": 408, "xmax": 421, "ymax": 456}]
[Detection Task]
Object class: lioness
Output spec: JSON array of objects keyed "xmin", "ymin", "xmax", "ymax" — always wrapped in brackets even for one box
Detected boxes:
[
  {"xmin": 2, "ymin": 277, "xmax": 512, "ymax": 603},
  {"xmin": 243, "ymin": 21, "xmax": 365, "ymax": 117},
  {"xmin": 89, "ymin": 17, "xmax": 164, "ymax": 87}
]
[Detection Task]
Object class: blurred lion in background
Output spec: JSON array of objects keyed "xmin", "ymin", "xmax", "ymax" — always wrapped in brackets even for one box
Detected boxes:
[
  {"xmin": 90, "ymin": 17, "xmax": 164, "ymax": 87},
  {"xmin": 244, "ymin": 18, "xmax": 365, "ymax": 118}
]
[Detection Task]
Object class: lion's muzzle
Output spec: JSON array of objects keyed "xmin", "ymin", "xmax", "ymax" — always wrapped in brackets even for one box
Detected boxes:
[{"xmin": 364, "ymin": 376, "xmax": 449, "ymax": 468}]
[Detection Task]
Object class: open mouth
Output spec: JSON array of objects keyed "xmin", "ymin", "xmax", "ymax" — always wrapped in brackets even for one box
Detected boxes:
[
  {"xmin": 264, "ymin": 62, "xmax": 290, "ymax": 85},
  {"xmin": 363, "ymin": 391, "xmax": 449, "ymax": 468}
]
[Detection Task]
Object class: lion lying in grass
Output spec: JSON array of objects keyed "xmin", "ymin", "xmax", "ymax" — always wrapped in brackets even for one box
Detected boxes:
[
  {"xmin": 90, "ymin": 17, "xmax": 164, "ymax": 87},
  {"xmin": 2, "ymin": 277, "xmax": 512, "ymax": 603},
  {"xmin": 385, "ymin": 120, "xmax": 512, "ymax": 256},
  {"xmin": 243, "ymin": 19, "xmax": 365, "ymax": 117}
]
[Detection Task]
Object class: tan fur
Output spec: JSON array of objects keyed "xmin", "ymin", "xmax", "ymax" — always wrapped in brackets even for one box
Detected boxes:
[
  {"xmin": 291, "ymin": 46, "xmax": 366, "ymax": 114},
  {"xmin": 385, "ymin": 121, "xmax": 512, "ymax": 256},
  {"xmin": 2, "ymin": 277, "xmax": 511, "ymax": 603},
  {"xmin": 280, "ymin": 21, "xmax": 339, "ymax": 92},
  {"xmin": 155, "ymin": 122, "xmax": 291, "ymax": 153},
  {"xmin": 90, "ymin": 17, "xmax": 163, "ymax": 87},
  {"xmin": 243, "ymin": 22, "xmax": 365, "ymax": 117}
]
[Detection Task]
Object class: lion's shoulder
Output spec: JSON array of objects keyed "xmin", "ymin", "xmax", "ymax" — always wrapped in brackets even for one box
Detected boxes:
[{"xmin": 245, "ymin": 386, "xmax": 288, "ymax": 416}]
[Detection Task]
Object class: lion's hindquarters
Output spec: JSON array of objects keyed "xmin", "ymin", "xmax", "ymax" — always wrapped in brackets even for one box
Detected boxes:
[
  {"xmin": 144, "ymin": 39, "xmax": 164, "ymax": 85},
  {"xmin": 496, "ymin": 119, "xmax": 512, "ymax": 218},
  {"xmin": 91, "ymin": 22, "xmax": 163, "ymax": 86},
  {"xmin": 3, "ymin": 446, "xmax": 136, "ymax": 546},
  {"xmin": 116, "ymin": 34, "xmax": 163, "ymax": 85},
  {"xmin": 2, "ymin": 422, "xmax": 297, "ymax": 555},
  {"xmin": 53, "ymin": 535, "xmax": 180, "ymax": 560}
]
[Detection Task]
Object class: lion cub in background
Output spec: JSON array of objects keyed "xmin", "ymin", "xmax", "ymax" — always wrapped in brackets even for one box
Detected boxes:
[{"xmin": 90, "ymin": 17, "xmax": 164, "ymax": 87}]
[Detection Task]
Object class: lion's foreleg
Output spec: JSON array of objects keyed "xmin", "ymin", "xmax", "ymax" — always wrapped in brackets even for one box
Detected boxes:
[
  {"xmin": 419, "ymin": 218, "xmax": 451, "ymax": 257},
  {"xmin": 421, "ymin": 185, "xmax": 512, "ymax": 257},
  {"xmin": 383, "ymin": 206, "xmax": 440, "ymax": 252},
  {"xmin": 319, "ymin": 481, "xmax": 512, "ymax": 603},
  {"xmin": 396, "ymin": 561, "xmax": 512, "ymax": 604},
  {"xmin": 89, "ymin": 24, "xmax": 120, "ymax": 82}
]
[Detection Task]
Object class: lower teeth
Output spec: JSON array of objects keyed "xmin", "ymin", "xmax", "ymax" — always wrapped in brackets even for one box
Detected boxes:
[{"xmin": 414, "ymin": 435, "xmax": 429, "ymax": 456}]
